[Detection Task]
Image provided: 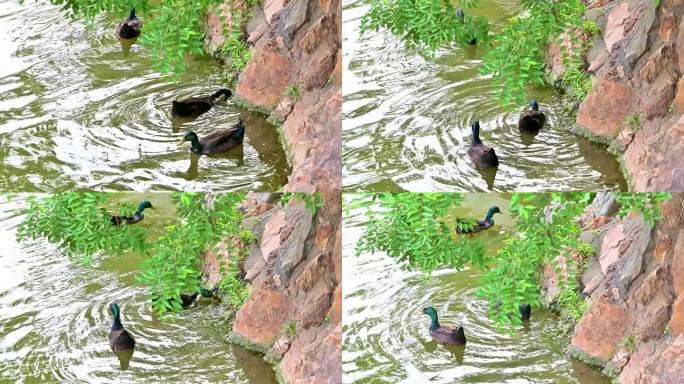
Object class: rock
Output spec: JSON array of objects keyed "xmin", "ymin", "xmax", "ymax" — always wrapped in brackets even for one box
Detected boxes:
[
  {"xmin": 232, "ymin": 284, "xmax": 290, "ymax": 346},
  {"xmin": 264, "ymin": 0, "xmax": 286, "ymax": 24},
  {"xmin": 619, "ymin": 334, "xmax": 684, "ymax": 383},
  {"xmin": 673, "ymin": 229, "xmax": 684, "ymax": 296},
  {"xmin": 202, "ymin": 235, "xmax": 242, "ymax": 287},
  {"xmin": 204, "ymin": 1, "xmax": 246, "ymax": 54},
  {"xmin": 616, "ymin": 215, "xmax": 652, "ymax": 297},
  {"xmin": 261, "ymin": 210, "xmax": 287, "ymax": 260},
  {"xmin": 236, "ymin": 49, "xmax": 294, "ymax": 109},
  {"xmin": 279, "ymin": 324, "xmax": 342, "ymax": 384},
  {"xmin": 282, "ymin": 0, "xmax": 308, "ymax": 39},
  {"xmin": 571, "ymin": 296, "xmax": 629, "ymax": 361},
  {"xmin": 678, "ymin": 17, "xmax": 684, "ymax": 73},
  {"xmin": 674, "ymin": 76, "xmax": 684, "ymax": 114},
  {"xmin": 669, "ymin": 294, "xmax": 684, "ymax": 336},
  {"xmin": 599, "ymin": 223, "xmax": 624, "ymax": 276},
  {"xmin": 247, "ymin": 6, "xmax": 269, "ymax": 44},
  {"xmin": 577, "ymin": 76, "xmax": 634, "ymax": 138}
]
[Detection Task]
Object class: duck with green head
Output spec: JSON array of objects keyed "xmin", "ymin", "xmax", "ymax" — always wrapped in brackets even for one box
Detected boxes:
[
  {"xmin": 456, "ymin": 9, "xmax": 477, "ymax": 45},
  {"xmin": 179, "ymin": 119, "xmax": 245, "ymax": 156},
  {"xmin": 455, "ymin": 206, "xmax": 501, "ymax": 234},
  {"xmin": 111, "ymin": 200, "xmax": 153, "ymax": 226},
  {"xmin": 423, "ymin": 306, "xmax": 466, "ymax": 345},
  {"xmin": 108, "ymin": 303, "xmax": 136, "ymax": 351},
  {"xmin": 153, "ymin": 286, "xmax": 218, "ymax": 310}
]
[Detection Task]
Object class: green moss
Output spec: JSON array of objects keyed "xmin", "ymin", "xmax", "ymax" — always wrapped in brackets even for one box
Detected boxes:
[
  {"xmin": 227, "ymin": 332, "xmax": 271, "ymax": 355},
  {"xmin": 567, "ymin": 345, "xmax": 609, "ymax": 368}
]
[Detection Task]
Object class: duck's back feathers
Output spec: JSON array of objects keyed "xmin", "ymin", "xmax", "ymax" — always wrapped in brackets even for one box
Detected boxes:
[
  {"xmin": 198, "ymin": 120, "xmax": 245, "ymax": 155},
  {"xmin": 467, "ymin": 144, "xmax": 499, "ymax": 168},
  {"xmin": 430, "ymin": 325, "xmax": 466, "ymax": 345},
  {"xmin": 518, "ymin": 110, "xmax": 546, "ymax": 132},
  {"xmin": 116, "ymin": 9, "xmax": 142, "ymax": 39},
  {"xmin": 108, "ymin": 328, "xmax": 136, "ymax": 351},
  {"xmin": 172, "ymin": 89, "xmax": 232, "ymax": 118}
]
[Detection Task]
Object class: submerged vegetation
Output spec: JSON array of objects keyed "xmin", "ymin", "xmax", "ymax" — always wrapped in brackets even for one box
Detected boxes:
[
  {"xmin": 16, "ymin": 192, "xmax": 250, "ymax": 317},
  {"xmin": 32, "ymin": 0, "xmax": 254, "ymax": 76},
  {"xmin": 361, "ymin": 0, "xmax": 591, "ymax": 107},
  {"xmin": 351, "ymin": 192, "xmax": 671, "ymax": 328}
]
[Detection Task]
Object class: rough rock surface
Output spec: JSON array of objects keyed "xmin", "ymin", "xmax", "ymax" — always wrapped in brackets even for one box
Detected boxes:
[
  {"xmin": 550, "ymin": 0, "xmax": 684, "ymax": 191},
  {"xmin": 203, "ymin": 192, "xmax": 341, "ymax": 384},
  {"xmin": 543, "ymin": 193, "xmax": 684, "ymax": 382}
]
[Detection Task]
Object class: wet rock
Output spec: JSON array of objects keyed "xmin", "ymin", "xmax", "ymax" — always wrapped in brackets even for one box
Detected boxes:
[{"xmin": 571, "ymin": 296, "xmax": 629, "ymax": 361}]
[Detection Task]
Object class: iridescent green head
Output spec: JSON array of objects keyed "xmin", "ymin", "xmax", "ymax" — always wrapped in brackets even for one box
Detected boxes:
[
  {"xmin": 137, "ymin": 200, "xmax": 153, "ymax": 212},
  {"xmin": 110, "ymin": 303, "xmax": 121, "ymax": 320},
  {"xmin": 423, "ymin": 306, "xmax": 441, "ymax": 330},
  {"xmin": 485, "ymin": 206, "xmax": 501, "ymax": 221}
]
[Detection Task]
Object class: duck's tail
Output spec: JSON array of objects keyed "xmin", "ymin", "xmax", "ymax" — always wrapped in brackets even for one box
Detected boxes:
[{"xmin": 211, "ymin": 88, "xmax": 232, "ymax": 101}]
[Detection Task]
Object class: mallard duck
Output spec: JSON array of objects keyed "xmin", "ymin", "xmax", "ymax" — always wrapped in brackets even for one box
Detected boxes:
[
  {"xmin": 171, "ymin": 89, "xmax": 232, "ymax": 118},
  {"xmin": 467, "ymin": 121, "xmax": 498, "ymax": 168},
  {"xmin": 116, "ymin": 9, "xmax": 142, "ymax": 40},
  {"xmin": 153, "ymin": 287, "xmax": 217, "ymax": 309},
  {"xmin": 179, "ymin": 119, "xmax": 245, "ymax": 156},
  {"xmin": 518, "ymin": 100, "xmax": 547, "ymax": 133},
  {"xmin": 423, "ymin": 306, "xmax": 466, "ymax": 345},
  {"xmin": 519, "ymin": 303, "xmax": 531, "ymax": 320},
  {"xmin": 110, "ymin": 200, "xmax": 153, "ymax": 226},
  {"xmin": 456, "ymin": 9, "xmax": 477, "ymax": 45},
  {"xmin": 108, "ymin": 303, "xmax": 136, "ymax": 351},
  {"xmin": 455, "ymin": 206, "xmax": 501, "ymax": 234}
]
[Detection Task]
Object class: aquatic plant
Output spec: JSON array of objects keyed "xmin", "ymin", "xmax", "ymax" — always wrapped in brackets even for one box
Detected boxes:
[
  {"xmin": 16, "ymin": 192, "xmax": 250, "ymax": 317},
  {"xmin": 32, "ymin": 0, "xmax": 252, "ymax": 76},
  {"xmin": 352, "ymin": 192, "xmax": 672, "ymax": 328},
  {"xmin": 361, "ymin": 0, "xmax": 590, "ymax": 107}
]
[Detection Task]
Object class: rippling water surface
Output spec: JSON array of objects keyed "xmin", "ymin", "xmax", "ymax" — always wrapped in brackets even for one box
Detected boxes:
[
  {"xmin": 0, "ymin": 0, "xmax": 289, "ymax": 191},
  {"xmin": 342, "ymin": 194, "xmax": 610, "ymax": 383},
  {"xmin": 342, "ymin": 0, "xmax": 626, "ymax": 192},
  {"xmin": 0, "ymin": 195, "xmax": 276, "ymax": 383}
]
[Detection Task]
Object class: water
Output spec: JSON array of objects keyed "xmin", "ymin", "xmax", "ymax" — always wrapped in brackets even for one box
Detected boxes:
[
  {"xmin": 342, "ymin": 194, "xmax": 610, "ymax": 383},
  {"xmin": 0, "ymin": 195, "xmax": 277, "ymax": 383},
  {"xmin": 0, "ymin": 0, "xmax": 289, "ymax": 192},
  {"xmin": 342, "ymin": 0, "xmax": 627, "ymax": 192}
]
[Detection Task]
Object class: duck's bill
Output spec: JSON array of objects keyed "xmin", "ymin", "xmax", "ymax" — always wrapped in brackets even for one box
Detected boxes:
[{"xmin": 177, "ymin": 138, "xmax": 187, "ymax": 147}]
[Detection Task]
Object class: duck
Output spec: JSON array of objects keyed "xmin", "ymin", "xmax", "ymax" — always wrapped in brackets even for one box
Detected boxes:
[
  {"xmin": 110, "ymin": 200, "xmax": 153, "ymax": 226},
  {"xmin": 467, "ymin": 121, "xmax": 499, "ymax": 168},
  {"xmin": 179, "ymin": 119, "xmax": 245, "ymax": 156},
  {"xmin": 171, "ymin": 89, "xmax": 232, "ymax": 118},
  {"xmin": 456, "ymin": 9, "xmax": 477, "ymax": 45},
  {"xmin": 116, "ymin": 9, "xmax": 142, "ymax": 40},
  {"xmin": 153, "ymin": 287, "xmax": 218, "ymax": 310},
  {"xmin": 423, "ymin": 306, "xmax": 466, "ymax": 345},
  {"xmin": 108, "ymin": 303, "xmax": 136, "ymax": 352},
  {"xmin": 455, "ymin": 206, "xmax": 501, "ymax": 234},
  {"xmin": 518, "ymin": 100, "xmax": 547, "ymax": 133},
  {"xmin": 518, "ymin": 303, "xmax": 531, "ymax": 320}
]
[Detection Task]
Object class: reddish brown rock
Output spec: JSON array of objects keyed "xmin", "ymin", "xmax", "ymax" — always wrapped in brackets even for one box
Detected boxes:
[
  {"xmin": 577, "ymin": 77, "xmax": 633, "ymax": 137},
  {"xmin": 673, "ymin": 229, "xmax": 684, "ymax": 296},
  {"xmin": 233, "ymin": 285, "xmax": 291, "ymax": 345},
  {"xmin": 236, "ymin": 49, "xmax": 295, "ymax": 109},
  {"xmin": 571, "ymin": 296, "xmax": 629, "ymax": 361},
  {"xmin": 678, "ymin": 17, "xmax": 684, "ymax": 73},
  {"xmin": 674, "ymin": 76, "xmax": 684, "ymax": 114},
  {"xmin": 280, "ymin": 324, "xmax": 342, "ymax": 384},
  {"xmin": 669, "ymin": 294, "xmax": 684, "ymax": 336}
]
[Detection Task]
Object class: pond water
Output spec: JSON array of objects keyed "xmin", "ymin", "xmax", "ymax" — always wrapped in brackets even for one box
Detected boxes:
[
  {"xmin": 0, "ymin": 195, "xmax": 276, "ymax": 383},
  {"xmin": 342, "ymin": 194, "xmax": 610, "ymax": 383},
  {"xmin": 342, "ymin": 0, "xmax": 627, "ymax": 192},
  {"xmin": 0, "ymin": 0, "xmax": 289, "ymax": 191}
]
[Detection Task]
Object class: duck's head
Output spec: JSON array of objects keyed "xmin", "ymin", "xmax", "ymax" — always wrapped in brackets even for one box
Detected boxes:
[
  {"xmin": 471, "ymin": 121, "xmax": 482, "ymax": 144},
  {"xmin": 456, "ymin": 8, "xmax": 465, "ymax": 22},
  {"xmin": 110, "ymin": 303, "xmax": 121, "ymax": 319},
  {"xmin": 423, "ymin": 306, "xmax": 438, "ymax": 318},
  {"xmin": 199, "ymin": 287, "xmax": 218, "ymax": 298},
  {"xmin": 531, "ymin": 100, "xmax": 539, "ymax": 111},
  {"xmin": 137, "ymin": 200, "xmax": 153, "ymax": 212},
  {"xmin": 128, "ymin": 8, "xmax": 137, "ymax": 21},
  {"xmin": 486, "ymin": 206, "xmax": 501, "ymax": 219},
  {"xmin": 179, "ymin": 132, "xmax": 199, "ymax": 145}
]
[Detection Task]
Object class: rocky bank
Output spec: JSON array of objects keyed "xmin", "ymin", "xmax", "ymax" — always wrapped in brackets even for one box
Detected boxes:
[
  {"xmin": 203, "ymin": 192, "xmax": 341, "ymax": 384},
  {"xmin": 548, "ymin": 0, "xmax": 684, "ymax": 191},
  {"xmin": 541, "ymin": 193, "xmax": 684, "ymax": 382},
  {"xmin": 201, "ymin": 1, "xmax": 341, "ymax": 382}
]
